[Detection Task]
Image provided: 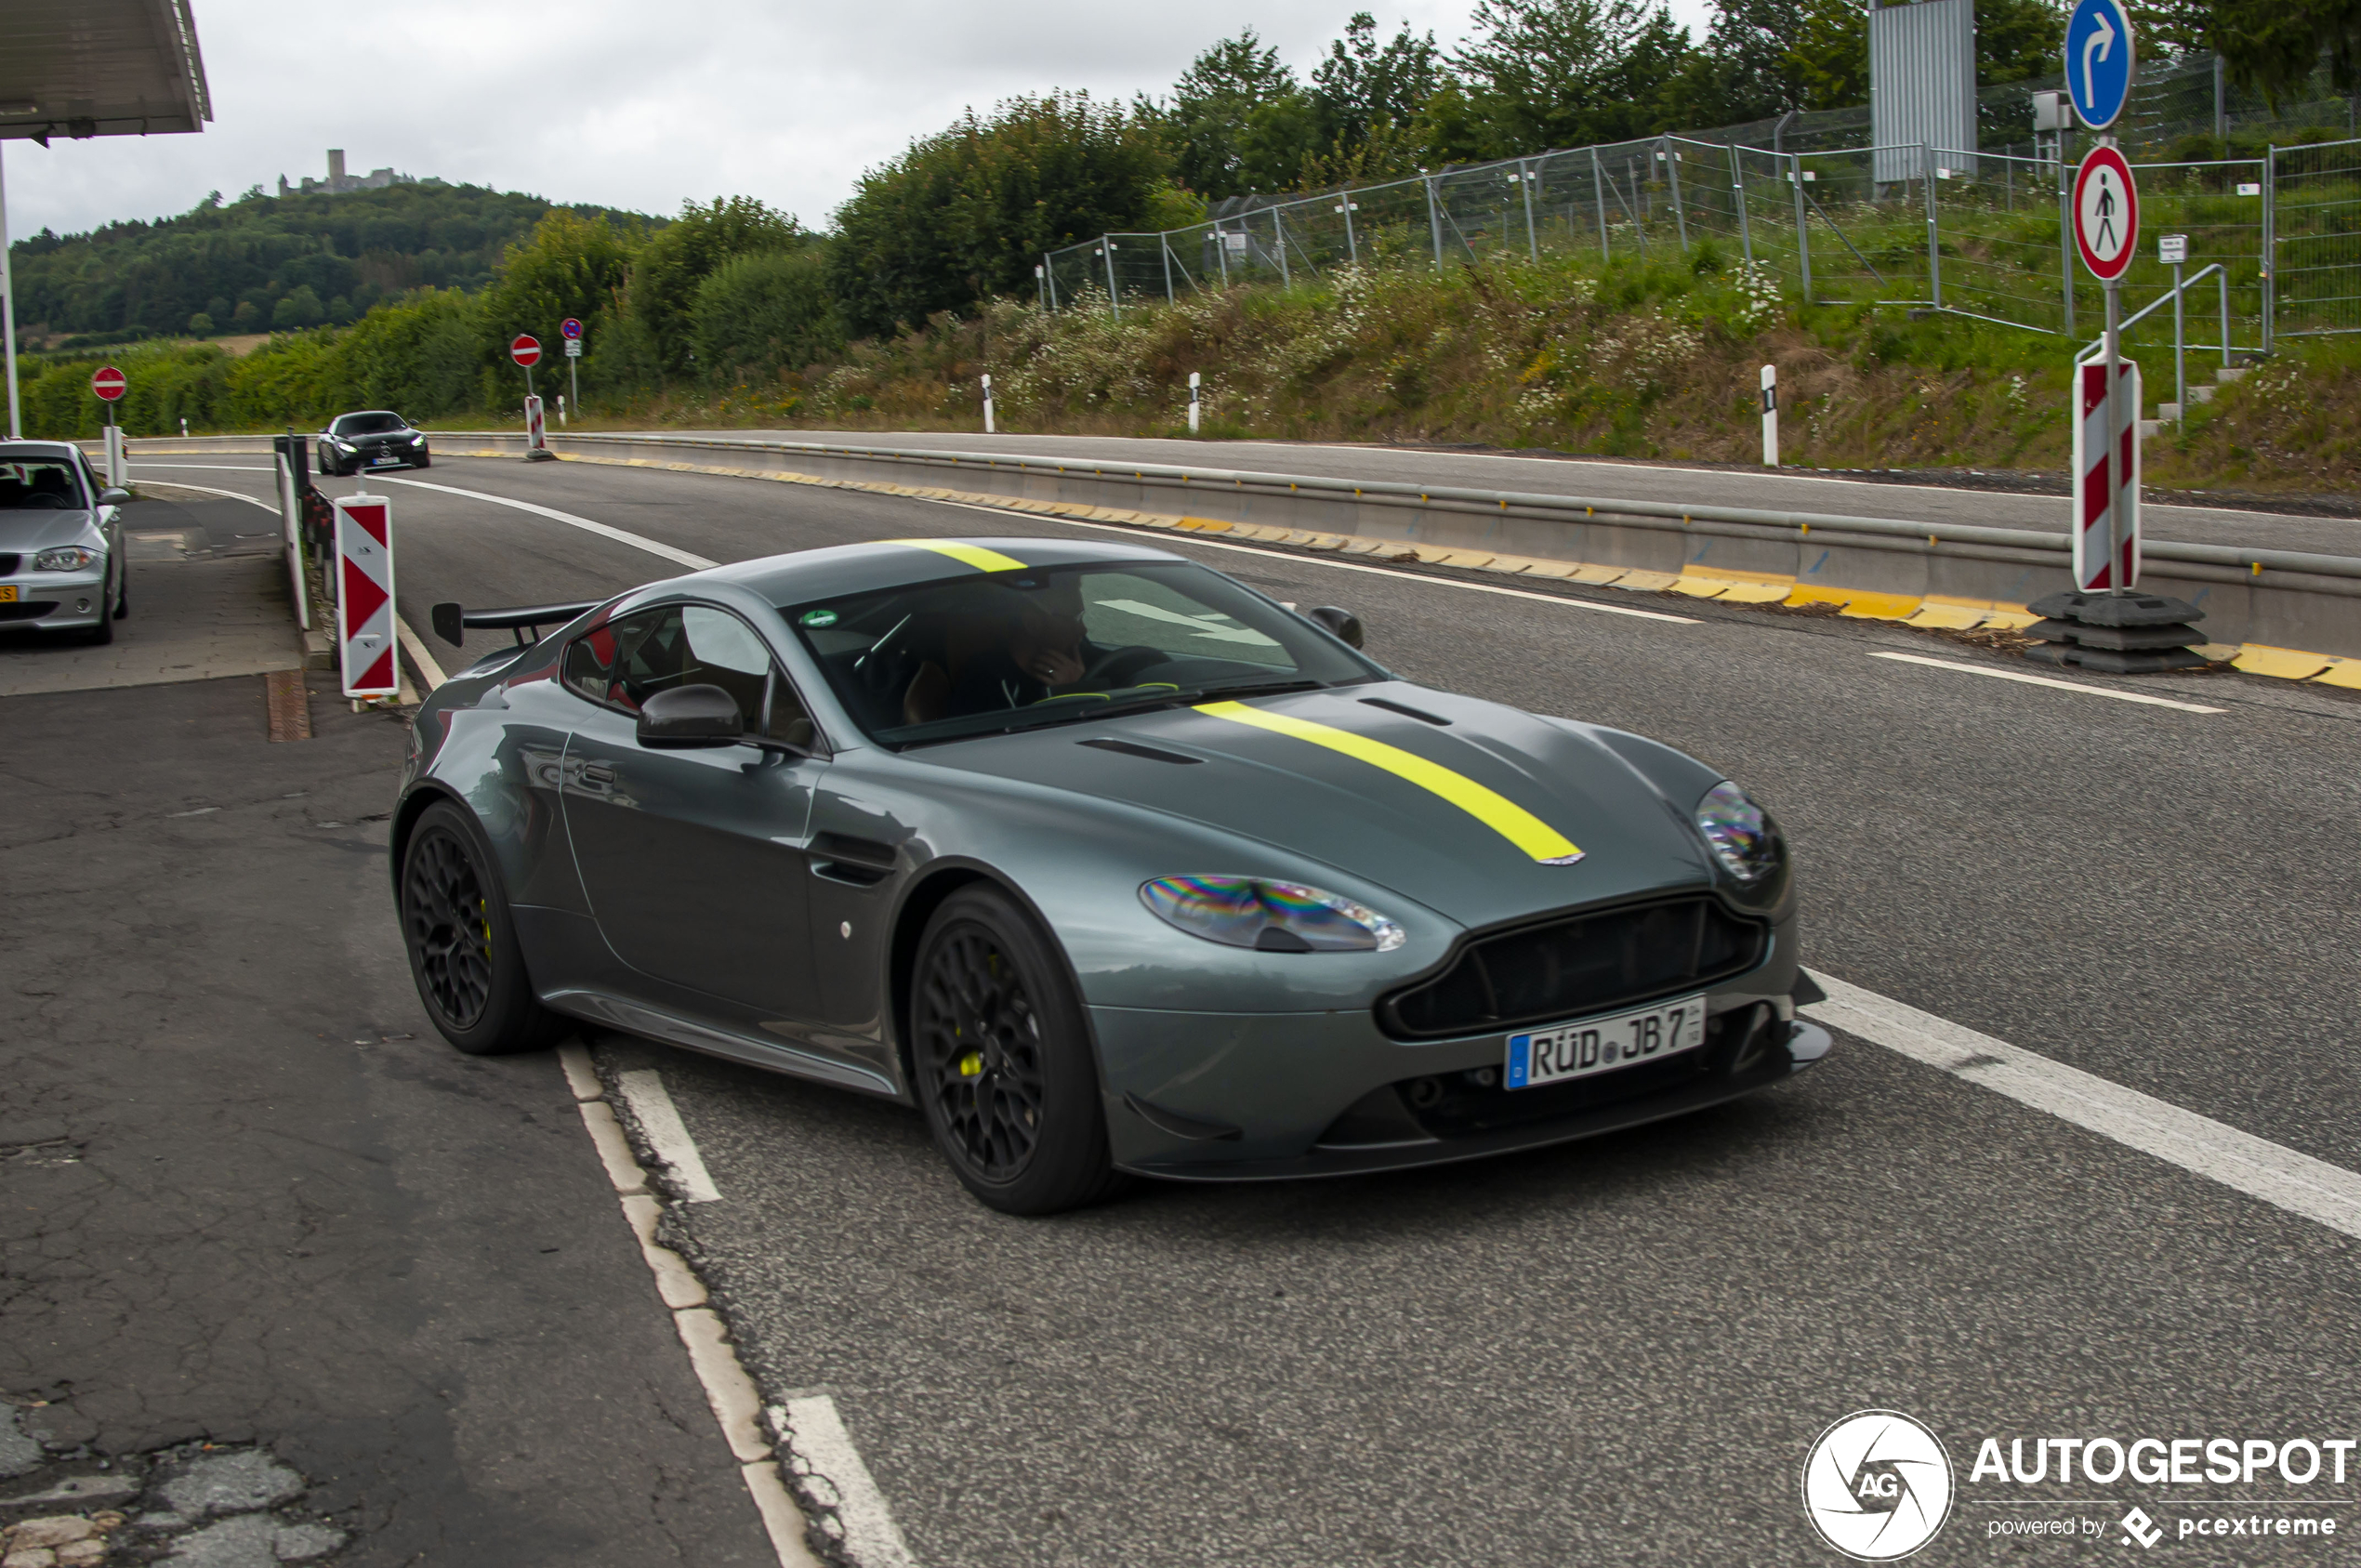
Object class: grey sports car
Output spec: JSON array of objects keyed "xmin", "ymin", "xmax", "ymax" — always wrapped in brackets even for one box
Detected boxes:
[
  {"xmin": 0, "ymin": 441, "xmax": 131, "ymax": 643},
  {"xmin": 395, "ymin": 535, "xmax": 1827, "ymax": 1213}
]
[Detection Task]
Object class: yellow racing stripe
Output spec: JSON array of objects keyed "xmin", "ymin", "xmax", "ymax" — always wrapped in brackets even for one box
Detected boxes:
[
  {"xmin": 888, "ymin": 538, "xmax": 1029, "ymax": 573},
  {"xmin": 1194, "ymin": 701, "xmax": 1583, "ymax": 863}
]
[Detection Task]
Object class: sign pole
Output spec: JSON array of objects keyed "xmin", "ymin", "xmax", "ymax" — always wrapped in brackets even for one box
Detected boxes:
[
  {"xmin": 2102, "ymin": 266, "xmax": 2121, "ymax": 592},
  {"xmin": 0, "ymin": 142, "xmax": 20, "ymax": 441}
]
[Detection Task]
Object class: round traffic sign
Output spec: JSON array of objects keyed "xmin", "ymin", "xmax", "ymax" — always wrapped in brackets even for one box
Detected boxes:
[
  {"xmin": 560, "ymin": 317, "xmax": 584, "ymax": 340},
  {"xmin": 2065, "ymin": 0, "xmax": 2135, "ymax": 131},
  {"xmin": 91, "ymin": 365, "xmax": 127, "ymax": 402},
  {"xmin": 2074, "ymin": 146, "xmax": 2140, "ymax": 281},
  {"xmin": 510, "ymin": 334, "xmax": 543, "ymax": 367}
]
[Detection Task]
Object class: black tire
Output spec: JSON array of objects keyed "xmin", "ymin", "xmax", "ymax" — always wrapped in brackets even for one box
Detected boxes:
[
  {"xmin": 413, "ymin": 454, "xmax": 431, "ymax": 469},
  {"xmin": 83, "ymin": 566, "xmax": 115, "ymax": 644},
  {"xmin": 909, "ymin": 886, "xmax": 1124, "ymax": 1215},
  {"xmin": 400, "ymin": 799, "xmax": 567, "ymax": 1055},
  {"xmin": 112, "ymin": 561, "xmax": 129, "ymax": 619}
]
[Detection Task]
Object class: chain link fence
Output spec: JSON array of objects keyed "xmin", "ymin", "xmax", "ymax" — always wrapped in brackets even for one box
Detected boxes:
[{"xmin": 1044, "ymin": 51, "xmax": 2361, "ymax": 358}]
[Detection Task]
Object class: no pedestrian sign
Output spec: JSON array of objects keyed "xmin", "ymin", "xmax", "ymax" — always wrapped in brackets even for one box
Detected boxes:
[
  {"xmin": 2074, "ymin": 146, "xmax": 2140, "ymax": 282},
  {"xmin": 510, "ymin": 334, "xmax": 543, "ymax": 367},
  {"xmin": 91, "ymin": 366, "xmax": 127, "ymax": 402}
]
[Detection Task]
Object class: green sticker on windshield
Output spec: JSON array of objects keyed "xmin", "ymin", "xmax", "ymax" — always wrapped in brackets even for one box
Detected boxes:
[{"xmin": 799, "ymin": 609, "xmax": 838, "ymax": 627}]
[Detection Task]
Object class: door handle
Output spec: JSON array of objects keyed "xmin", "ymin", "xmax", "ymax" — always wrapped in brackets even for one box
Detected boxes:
[{"xmin": 580, "ymin": 763, "xmax": 617, "ymax": 784}]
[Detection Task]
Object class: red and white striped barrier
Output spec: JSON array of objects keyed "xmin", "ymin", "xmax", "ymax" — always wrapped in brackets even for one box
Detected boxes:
[
  {"xmin": 2072, "ymin": 358, "xmax": 2140, "ymax": 591},
  {"xmin": 525, "ymin": 393, "xmax": 547, "ymax": 452},
  {"xmin": 334, "ymin": 493, "xmax": 399, "ymax": 697}
]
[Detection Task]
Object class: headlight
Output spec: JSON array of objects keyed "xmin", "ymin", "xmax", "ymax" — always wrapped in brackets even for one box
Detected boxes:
[
  {"xmin": 33, "ymin": 547, "xmax": 99, "ymax": 572},
  {"xmin": 1141, "ymin": 876, "xmax": 1405, "ymax": 953},
  {"xmin": 1695, "ymin": 781, "xmax": 1783, "ymax": 886}
]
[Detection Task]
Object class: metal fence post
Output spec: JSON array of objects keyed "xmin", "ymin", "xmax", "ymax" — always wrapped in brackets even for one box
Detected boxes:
[
  {"xmin": 1923, "ymin": 145, "xmax": 1941, "ymax": 310},
  {"xmin": 1043, "ymin": 254, "xmax": 1057, "ymax": 311},
  {"xmin": 1215, "ymin": 225, "xmax": 1229, "ymax": 287},
  {"xmin": 1162, "ymin": 239, "xmax": 1174, "ymax": 304},
  {"xmin": 1664, "ymin": 138, "xmax": 1688, "ymax": 251},
  {"xmin": 2218, "ymin": 267, "xmax": 2232, "ymax": 366},
  {"xmin": 1426, "ymin": 176, "xmax": 1444, "ymax": 266},
  {"xmin": 2059, "ymin": 154, "xmax": 2075, "ymax": 336},
  {"xmin": 1729, "ymin": 141, "xmax": 1754, "ymax": 269},
  {"xmin": 1591, "ymin": 150, "xmax": 1610, "ymax": 260},
  {"xmin": 2263, "ymin": 145, "xmax": 2277, "ymax": 350},
  {"xmin": 1102, "ymin": 239, "xmax": 1119, "ymax": 321},
  {"xmin": 2172, "ymin": 260, "xmax": 2186, "ymax": 420},
  {"xmin": 1273, "ymin": 207, "xmax": 1290, "ymax": 286},
  {"xmin": 1523, "ymin": 159, "xmax": 1540, "ymax": 261},
  {"xmin": 1790, "ymin": 154, "xmax": 1813, "ymax": 302}
]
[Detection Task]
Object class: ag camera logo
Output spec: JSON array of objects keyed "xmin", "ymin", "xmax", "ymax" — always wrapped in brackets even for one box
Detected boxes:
[{"xmin": 1802, "ymin": 1410, "xmax": 1956, "ymax": 1560}]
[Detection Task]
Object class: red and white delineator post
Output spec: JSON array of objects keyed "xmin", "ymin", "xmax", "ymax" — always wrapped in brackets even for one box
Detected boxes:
[
  {"xmin": 2071, "ymin": 356, "xmax": 2140, "ymax": 590},
  {"xmin": 333, "ymin": 491, "xmax": 400, "ymax": 698},
  {"xmin": 524, "ymin": 393, "xmax": 547, "ymax": 453}
]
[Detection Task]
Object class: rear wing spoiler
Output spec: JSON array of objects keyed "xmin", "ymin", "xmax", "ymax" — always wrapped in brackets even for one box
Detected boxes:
[{"xmin": 429, "ymin": 600, "xmax": 600, "ymax": 648}]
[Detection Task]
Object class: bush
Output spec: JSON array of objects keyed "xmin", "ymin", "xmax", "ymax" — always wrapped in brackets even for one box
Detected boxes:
[{"xmin": 692, "ymin": 249, "xmax": 844, "ymax": 380}]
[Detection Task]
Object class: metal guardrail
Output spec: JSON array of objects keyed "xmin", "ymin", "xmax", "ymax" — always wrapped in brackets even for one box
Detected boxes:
[{"xmin": 108, "ymin": 430, "xmax": 2361, "ymax": 585}]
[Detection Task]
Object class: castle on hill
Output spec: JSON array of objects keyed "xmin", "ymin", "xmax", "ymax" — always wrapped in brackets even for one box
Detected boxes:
[{"xmin": 277, "ymin": 149, "xmax": 412, "ymax": 198}]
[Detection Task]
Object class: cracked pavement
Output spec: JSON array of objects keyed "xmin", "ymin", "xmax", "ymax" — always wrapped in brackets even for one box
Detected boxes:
[{"xmin": 0, "ymin": 673, "xmax": 773, "ymax": 1565}]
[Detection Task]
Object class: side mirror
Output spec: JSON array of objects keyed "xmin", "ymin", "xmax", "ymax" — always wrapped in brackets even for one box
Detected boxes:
[
  {"xmin": 1304, "ymin": 605, "xmax": 1364, "ymax": 649},
  {"xmin": 637, "ymin": 684, "xmax": 745, "ymax": 749},
  {"xmin": 98, "ymin": 487, "xmax": 132, "ymax": 507}
]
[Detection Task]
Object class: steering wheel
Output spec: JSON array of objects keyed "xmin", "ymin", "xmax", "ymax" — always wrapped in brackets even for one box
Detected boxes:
[{"xmin": 1073, "ymin": 644, "xmax": 1165, "ymax": 690}]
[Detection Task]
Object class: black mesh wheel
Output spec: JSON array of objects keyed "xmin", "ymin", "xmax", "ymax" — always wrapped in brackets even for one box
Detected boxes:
[
  {"xmin": 399, "ymin": 800, "xmax": 566, "ymax": 1055},
  {"xmin": 910, "ymin": 887, "xmax": 1124, "ymax": 1215}
]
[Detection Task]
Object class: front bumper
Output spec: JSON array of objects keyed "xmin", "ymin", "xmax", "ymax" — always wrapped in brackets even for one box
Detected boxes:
[
  {"xmin": 0, "ymin": 568, "xmax": 109, "ymax": 631},
  {"xmin": 1095, "ymin": 995, "xmax": 1829, "ymax": 1181}
]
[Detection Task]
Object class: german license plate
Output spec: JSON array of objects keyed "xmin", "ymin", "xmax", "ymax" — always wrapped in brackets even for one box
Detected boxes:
[
  {"xmin": 1506, "ymin": 995, "xmax": 1705, "ymax": 1089},
  {"xmin": 0, "ymin": 585, "xmax": 16, "ymax": 602},
  {"xmin": 370, "ymin": 455, "xmax": 399, "ymax": 466}
]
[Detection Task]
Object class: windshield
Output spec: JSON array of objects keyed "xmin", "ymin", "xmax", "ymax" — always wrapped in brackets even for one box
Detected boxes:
[
  {"xmin": 787, "ymin": 560, "xmax": 1378, "ymax": 746},
  {"xmin": 334, "ymin": 413, "xmax": 406, "ymax": 435},
  {"xmin": 0, "ymin": 460, "xmax": 87, "ymax": 510}
]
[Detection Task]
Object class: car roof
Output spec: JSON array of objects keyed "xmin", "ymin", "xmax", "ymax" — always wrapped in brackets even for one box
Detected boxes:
[
  {"xmin": 709, "ymin": 535, "xmax": 1194, "ymax": 605},
  {"xmin": 0, "ymin": 441, "xmax": 89, "ymax": 461}
]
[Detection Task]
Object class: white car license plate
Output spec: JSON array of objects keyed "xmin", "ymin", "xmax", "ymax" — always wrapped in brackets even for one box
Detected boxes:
[{"xmin": 1506, "ymin": 995, "xmax": 1705, "ymax": 1089}]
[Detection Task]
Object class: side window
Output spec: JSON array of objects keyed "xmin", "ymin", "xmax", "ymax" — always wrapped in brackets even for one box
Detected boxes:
[
  {"xmin": 682, "ymin": 606, "xmax": 817, "ymax": 750},
  {"xmin": 561, "ymin": 606, "xmax": 687, "ymax": 713}
]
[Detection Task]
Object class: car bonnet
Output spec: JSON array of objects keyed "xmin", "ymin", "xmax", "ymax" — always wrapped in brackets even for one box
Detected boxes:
[
  {"xmin": 913, "ymin": 684, "xmax": 1717, "ymax": 925},
  {"xmin": 0, "ymin": 508, "xmax": 100, "ymax": 555}
]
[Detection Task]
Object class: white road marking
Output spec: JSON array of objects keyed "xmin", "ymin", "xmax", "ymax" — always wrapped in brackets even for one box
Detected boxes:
[
  {"xmin": 615, "ymin": 1068, "xmax": 723, "ymax": 1202},
  {"xmin": 561, "ymin": 1047, "xmax": 822, "ymax": 1567},
  {"xmin": 1869, "ymin": 651, "xmax": 2225, "ymax": 713},
  {"xmin": 773, "ymin": 1396, "xmax": 921, "ymax": 1568},
  {"xmin": 373, "ymin": 474, "xmax": 719, "ymax": 569},
  {"xmin": 394, "ymin": 613, "xmax": 449, "ymax": 691},
  {"xmin": 1805, "ymin": 970, "xmax": 2361, "ymax": 1243},
  {"xmin": 129, "ymin": 463, "xmax": 276, "ymax": 472},
  {"xmin": 904, "ymin": 494, "xmax": 1702, "ymax": 624},
  {"xmin": 127, "ymin": 478, "xmax": 279, "ymax": 511}
]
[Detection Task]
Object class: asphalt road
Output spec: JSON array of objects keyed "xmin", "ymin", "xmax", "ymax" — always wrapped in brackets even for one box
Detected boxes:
[
  {"xmin": 132, "ymin": 455, "xmax": 2361, "ymax": 1566},
  {"xmin": 657, "ymin": 428, "xmax": 2361, "ymax": 557}
]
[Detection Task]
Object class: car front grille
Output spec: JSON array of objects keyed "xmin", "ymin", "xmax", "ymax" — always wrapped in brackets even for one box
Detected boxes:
[
  {"xmin": 1377, "ymin": 894, "xmax": 1768, "ymax": 1039},
  {"xmin": 0, "ymin": 555, "xmax": 19, "ymax": 575}
]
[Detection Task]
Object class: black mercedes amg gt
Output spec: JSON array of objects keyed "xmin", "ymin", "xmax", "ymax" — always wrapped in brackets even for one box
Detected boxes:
[{"xmin": 317, "ymin": 411, "xmax": 430, "ymax": 476}]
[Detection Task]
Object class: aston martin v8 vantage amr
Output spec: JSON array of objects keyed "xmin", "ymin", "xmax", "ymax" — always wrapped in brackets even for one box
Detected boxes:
[{"xmin": 393, "ymin": 536, "xmax": 1828, "ymax": 1214}]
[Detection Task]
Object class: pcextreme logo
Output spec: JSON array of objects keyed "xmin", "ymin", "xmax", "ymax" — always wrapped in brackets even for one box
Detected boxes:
[{"xmin": 1802, "ymin": 1410, "xmax": 1957, "ymax": 1561}]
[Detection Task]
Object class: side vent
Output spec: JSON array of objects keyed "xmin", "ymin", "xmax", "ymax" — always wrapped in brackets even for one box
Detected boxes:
[{"xmin": 1078, "ymin": 738, "xmax": 1202, "ymax": 765}]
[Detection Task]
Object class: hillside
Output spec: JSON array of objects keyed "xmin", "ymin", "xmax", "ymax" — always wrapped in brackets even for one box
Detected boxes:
[{"xmin": 8, "ymin": 181, "xmax": 653, "ymax": 347}]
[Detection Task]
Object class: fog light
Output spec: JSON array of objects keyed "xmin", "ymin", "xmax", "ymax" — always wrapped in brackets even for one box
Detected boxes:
[{"xmin": 74, "ymin": 599, "xmax": 90, "ymax": 613}]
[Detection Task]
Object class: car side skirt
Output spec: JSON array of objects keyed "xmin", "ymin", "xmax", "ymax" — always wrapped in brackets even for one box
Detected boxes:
[{"xmin": 543, "ymin": 987, "xmax": 902, "ymax": 1099}]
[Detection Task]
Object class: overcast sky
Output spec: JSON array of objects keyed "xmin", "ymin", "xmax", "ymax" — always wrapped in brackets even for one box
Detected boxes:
[{"xmin": 7, "ymin": 0, "xmax": 1720, "ymax": 243}]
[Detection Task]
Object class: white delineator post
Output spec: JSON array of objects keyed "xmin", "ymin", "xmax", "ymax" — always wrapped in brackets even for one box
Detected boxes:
[
  {"xmin": 981, "ymin": 374, "xmax": 995, "ymax": 435},
  {"xmin": 1189, "ymin": 372, "xmax": 1202, "ymax": 434},
  {"xmin": 333, "ymin": 491, "xmax": 399, "ymax": 698},
  {"xmin": 1760, "ymin": 364, "xmax": 1778, "ymax": 466}
]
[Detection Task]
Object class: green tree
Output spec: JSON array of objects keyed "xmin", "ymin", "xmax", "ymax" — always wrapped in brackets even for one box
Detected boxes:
[
  {"xmin": 1311, "ymin": 14, "xmax": 1444, "ymax": 148},
  {"xmin": 621, "ymin": 197, "xmax": 807, "ymax": 374},
  {"xmin": 2211, "ymin": 0, "xmax": 2361, "ymax": 100},
  {"xmin": 1450, "ymin": 0, "xmax": 1695, "ymax": 154},
  {"xmin": 476, "ymin": 207, "xmax": 643, "ymax": 381},
  {"xmin": 1976, "ymin": 0, "xmax": 2067, "ymax": 86},
  {"xmin": 828, "ymin": 92, "xmax": 1168, "ymax": 336},
  {"xmin": 1157, "ymin": 32, "xmax": 1326, "ymax": 197},
  {"xmin": 691, "ymin": 249, "xmax": 844, "ymax": 379}
]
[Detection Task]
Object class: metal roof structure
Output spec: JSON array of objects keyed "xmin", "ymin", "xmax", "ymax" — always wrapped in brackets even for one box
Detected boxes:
[{"xmin": 1, "ymin": 0, "xmax": 213, "ymax": 143}]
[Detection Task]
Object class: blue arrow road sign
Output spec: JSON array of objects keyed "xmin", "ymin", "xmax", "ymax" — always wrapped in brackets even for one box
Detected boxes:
[{"xmin": 2066, "ymin": 0, "xmax": 2136, "ymax": 131}]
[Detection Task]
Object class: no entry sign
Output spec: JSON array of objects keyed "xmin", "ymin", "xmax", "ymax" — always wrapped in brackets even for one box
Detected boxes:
[
  {"xmin": 510, "ymin": 334, "xmax": 543, "ymax": 367},
  {"xmin": 91, "ymin": 366, "xmax": 127, "ymax": 402},
  {"xmin": 2074, "ymin": 147, "xmax": 2140, "ymax": 281}
]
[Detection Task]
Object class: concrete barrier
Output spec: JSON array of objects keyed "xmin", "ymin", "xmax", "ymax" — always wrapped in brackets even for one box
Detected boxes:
[{"xmin": 111, "ymin": 431, "xmax": 2361, "ymax": 670}]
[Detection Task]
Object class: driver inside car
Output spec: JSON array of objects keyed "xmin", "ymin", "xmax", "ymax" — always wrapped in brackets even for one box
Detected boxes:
[{"xmin": 903, "ymin": 576, "xmax": 1096, "ymax": 723}]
